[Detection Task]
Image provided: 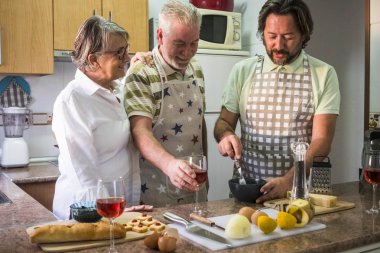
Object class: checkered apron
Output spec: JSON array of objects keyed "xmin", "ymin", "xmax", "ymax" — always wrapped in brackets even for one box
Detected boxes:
[
  {"xmin": 240, "ymin": 55, "xmax": 314, "ymax": 179},
  {"xmin": 139, "ymin": 49, "xmax": 207, "ymax": 207}
]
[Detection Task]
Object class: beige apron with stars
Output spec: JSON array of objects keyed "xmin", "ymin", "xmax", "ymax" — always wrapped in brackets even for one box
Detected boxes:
[
  {"xmin": 240, "ymin": 54, "xmax": 314, "ymax": 179},
  {"xmin": 140, "ymin": 49, "xmax": 207, "ymax": 207}
]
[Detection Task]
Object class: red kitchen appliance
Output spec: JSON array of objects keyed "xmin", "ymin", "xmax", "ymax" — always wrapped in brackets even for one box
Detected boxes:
[{"xmin": 190, "ymin": 0, "xmax": 234, "ymax": 12}]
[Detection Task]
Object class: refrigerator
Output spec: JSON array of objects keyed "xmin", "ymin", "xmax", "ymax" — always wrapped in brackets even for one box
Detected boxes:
[{"xmin": 196, "ymin": 50, "xmax": 249, "ymax": 201}]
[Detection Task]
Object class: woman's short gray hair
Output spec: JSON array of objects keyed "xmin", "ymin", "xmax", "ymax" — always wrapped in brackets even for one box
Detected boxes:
[
  {"xmin": 71, "ymin": 15, "xmax": 129, "ymax": 69},
  {"xmin": 159, "ymin": 0, "xmax": 202, "ymax": 36}
]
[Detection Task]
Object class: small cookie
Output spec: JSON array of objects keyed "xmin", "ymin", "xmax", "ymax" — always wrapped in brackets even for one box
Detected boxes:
[
  {"xmin": 132, "ymin": 223, "xmax": 148, "ymax": 233},
  {"xmin": 137, "ymin": 213, "xmax": 152, "ymax": 221},
  {"xmin": 127, "ymin": 219, "xmax": 140, "ymax": 227},
  {"xmin": 142, "ymin": 217, "xmax": 155, "ymax": 226},
  {"xmin": 123, "ymin": 224, "xmax": 133, "ymax": 231},
  {"xmin": 149, "ymin": 222, "xmax": 166, "ymax": 232}
]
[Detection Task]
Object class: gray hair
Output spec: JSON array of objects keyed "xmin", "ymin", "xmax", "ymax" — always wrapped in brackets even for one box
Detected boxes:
[
  {"xmin": 71, "ymin": 15, "xmax": 129, "ymax": 69},
  {"xmin": 159, "ymin": 0, "xmax": 202, "ymax": 35}
]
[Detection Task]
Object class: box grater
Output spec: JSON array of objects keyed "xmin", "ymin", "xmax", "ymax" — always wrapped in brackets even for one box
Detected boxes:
[{"xmin": 308, "ymin": 156, "xmax": 332, "ymax": 194}]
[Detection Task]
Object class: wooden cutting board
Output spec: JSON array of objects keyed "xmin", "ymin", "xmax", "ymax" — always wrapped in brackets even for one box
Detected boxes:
[
  {"xmin": 263, "ymin": 199, "xmax": 355, "ymax": 215},
  {"xmin": 26, "ymin": 212, "xmax": 154, "ymax": 253}
]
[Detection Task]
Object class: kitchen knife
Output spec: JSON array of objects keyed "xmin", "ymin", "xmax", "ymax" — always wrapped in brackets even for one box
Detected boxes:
[
  {"xmin": 189, "ymin": 213, "xmax": 225, "ymax": 230},
  {"xmin": 164, "ymin": 212, "xmax": 232, "ymax": 247}
]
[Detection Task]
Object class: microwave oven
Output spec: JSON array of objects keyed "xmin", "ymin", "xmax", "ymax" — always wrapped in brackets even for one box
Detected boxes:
[
  {"xmin": 148, "ymin": 9, "xmax": 242, "ymax": 51},
  {"xmin": 198, "ymin": 9, "xmax": 241, "ymax": 50}
]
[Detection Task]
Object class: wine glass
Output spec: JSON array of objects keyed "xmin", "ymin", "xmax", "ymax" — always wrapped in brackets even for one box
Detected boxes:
[
  {"xmin": 185, "ymin": 155, "xmax": 208, "ymax": 216},
  {"xmin": 96, "ymin": 177, "xmax": 126, "ymax": 253},
  {"xmin": 363, "ymin": 150, "xmax": 380, "ymax": 214}
]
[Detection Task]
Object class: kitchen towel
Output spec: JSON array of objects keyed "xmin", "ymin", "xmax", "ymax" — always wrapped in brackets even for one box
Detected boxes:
[{"xmin": 0, "ymin": 76, "xmax": 32, "ymax": 107}]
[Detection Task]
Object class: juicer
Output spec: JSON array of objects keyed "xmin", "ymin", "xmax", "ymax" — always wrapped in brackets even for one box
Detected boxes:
[{"xmin": 1, "ymin": 107, "xmax": 30, "ymax": 167}]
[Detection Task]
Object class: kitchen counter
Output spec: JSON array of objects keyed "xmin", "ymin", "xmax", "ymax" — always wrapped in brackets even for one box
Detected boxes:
[
  {"xmin": 1, "ymin": 163, "xmax": 59, "ymax": 184},
  {"xmin": 1, "ymin": 175, "xmax": 380, "ymax": 252},
  {"xmin": 1, "ymin": 163, "xmax": 60, "ymax": 211}
]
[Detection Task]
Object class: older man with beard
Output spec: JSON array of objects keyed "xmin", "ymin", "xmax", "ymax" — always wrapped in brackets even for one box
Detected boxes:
[
  {"xmin": 122, "ymin": 0, "xmax": 207, "ymax": 207},
  {"xmin": 214, "ymin": 0, "xmax": 340, "ymax": 203}
]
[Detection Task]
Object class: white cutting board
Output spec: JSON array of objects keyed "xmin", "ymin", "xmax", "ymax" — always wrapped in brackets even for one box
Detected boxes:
[{"xmin": 169, "ymin": 208, "xmax": 326, "ymax": 251}]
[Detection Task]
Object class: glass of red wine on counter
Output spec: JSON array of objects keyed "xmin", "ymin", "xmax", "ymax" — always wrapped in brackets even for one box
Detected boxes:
[
  {"xmin": 363, "ymin": 150, "xmax": 380, "ymax": 214},
  {"xmin": 186, "ymin": 155, "xmax": 208, "ymax": 216},
  {"xmin": 96, "ymin": 176, "xmax": 126, "ymax": 253}
]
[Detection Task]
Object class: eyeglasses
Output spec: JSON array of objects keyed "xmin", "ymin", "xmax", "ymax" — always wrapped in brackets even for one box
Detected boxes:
[{"xmin": 102, "ymin": 43, "xmax": 130, "ymax": 60}]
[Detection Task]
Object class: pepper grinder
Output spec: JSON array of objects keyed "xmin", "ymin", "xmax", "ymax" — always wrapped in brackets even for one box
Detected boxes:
[{"xmin": 290, "ymin": 138, "xmax": 310, "ymax": 201}]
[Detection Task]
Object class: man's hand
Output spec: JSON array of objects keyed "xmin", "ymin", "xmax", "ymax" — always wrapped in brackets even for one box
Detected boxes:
[
  {"xmin": 166, "ymin": 159, "xmax": 199, "ymax": 192},
  {"xmin": 255, "ymin": 176, "xmax": 292, "ymax": 203},
  {"xmin": 217, "ymin": 133, "xmax": 243, "ymax": 159}
]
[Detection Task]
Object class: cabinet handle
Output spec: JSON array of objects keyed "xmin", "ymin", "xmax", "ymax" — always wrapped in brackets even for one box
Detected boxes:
[
  {"xmin": 0, "ymin": 26, "xmax": 2, "ymax": 65},
  {"xmin": 93, "ymin": 9, "xmax": 96, "ymax": 16},
  {"xmin": 108, "ymin": 11, "xmax": 112, "ymax": 21}
]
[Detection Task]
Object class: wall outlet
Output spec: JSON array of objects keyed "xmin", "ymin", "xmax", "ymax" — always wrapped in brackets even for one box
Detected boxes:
[
  {"xmin": 31, "ymin": 113, "xmax": 53, "ymax": 125},
  {"xmin": 0, "ymin": 112, "xmax": 53, "ymax": 126}
]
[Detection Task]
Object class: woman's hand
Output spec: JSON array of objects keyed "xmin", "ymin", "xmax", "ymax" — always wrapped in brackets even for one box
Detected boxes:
[{"xmin": 130, "ymin": 52, "xmax": 153, "ymax": 66}]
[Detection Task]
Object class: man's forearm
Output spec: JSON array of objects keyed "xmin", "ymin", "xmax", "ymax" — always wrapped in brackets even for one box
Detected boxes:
[
  {"xmin": 132, "ymin": 127, "xmax": 174, "ymax": 175},
  {"xmin": 214, "ymin": 117, "xmax": 236, "ymax": 143}
]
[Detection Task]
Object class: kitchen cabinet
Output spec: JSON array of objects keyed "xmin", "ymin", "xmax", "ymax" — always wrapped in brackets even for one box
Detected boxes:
[
  {"xmin": 0, "ymin": 0, "xmax": 53, "ymax": 74},
  {"xmin": 54, "ymin": 0, "xmax": 148, "ymax": 53},
  {"xmin": 17, "ymin": 181, "xmax": 55, "ymax": 211}
]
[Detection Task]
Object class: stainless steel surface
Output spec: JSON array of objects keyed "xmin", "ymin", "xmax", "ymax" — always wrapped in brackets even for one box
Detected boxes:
[
  {"xmin": 28, "ymin": 156, "xmax": 59, "ymax": 167},
  {"xmin": 0, "ymin": 190, "xmax": 12, "ymax": 204},
  {"xmin": 164, "ymin": 212, "xmax": 231, "ymax": 246},
  {"xmin": 309, "ymin": 156, "xmax": 332, "ymax": 194},
  {"xmin": 234, "ymin": 159, "xmax": 246, "ymax": 185}
]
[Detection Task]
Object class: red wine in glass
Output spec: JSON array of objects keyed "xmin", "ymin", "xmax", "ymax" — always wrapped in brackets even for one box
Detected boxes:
[
  {"xmin": 96, "ymin": 177, "xmax": 125, "ymax": 253},
  {"xmin": 364, "ymin": 168, "xmax": 380, "ymax": 186},
  {"xmin": 96, "ymin": 197, "xmax": 126, "ymax": 219},
  {"xmin": 185, "ymin": 155, "xmax": 208, "ymax": 216},
  {"xmin": 195, "ymin": 171, "xmax": 208, "ymax": 184},
  {"xmin": 363, "ymin": 151, "xmax": 380, "ymax": 214}
]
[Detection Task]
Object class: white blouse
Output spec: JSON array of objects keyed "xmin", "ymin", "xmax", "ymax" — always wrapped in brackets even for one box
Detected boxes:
[{"xmin": 52, "ymin": 69, "xmax": 140, "ymax": 220}]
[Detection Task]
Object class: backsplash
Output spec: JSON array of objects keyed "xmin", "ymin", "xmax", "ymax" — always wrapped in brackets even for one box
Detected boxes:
[{"xmin": 0, "ymin": 61, "xmax": 77, "ymax": 158}]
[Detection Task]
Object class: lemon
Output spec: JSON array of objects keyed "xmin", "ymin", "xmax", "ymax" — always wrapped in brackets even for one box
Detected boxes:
[
  {"xmin": 277, "ymin": 211, "xmax": 297, "ymax": 229},
  {"xmin": 257, "ymin": 216, "xmax": 277, "ymax": 234}
]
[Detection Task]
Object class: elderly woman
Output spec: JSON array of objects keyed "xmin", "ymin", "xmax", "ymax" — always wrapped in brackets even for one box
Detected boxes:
[{"xmin": 52, "ymin": 15, "xmax": 140, "ymax": 220}]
